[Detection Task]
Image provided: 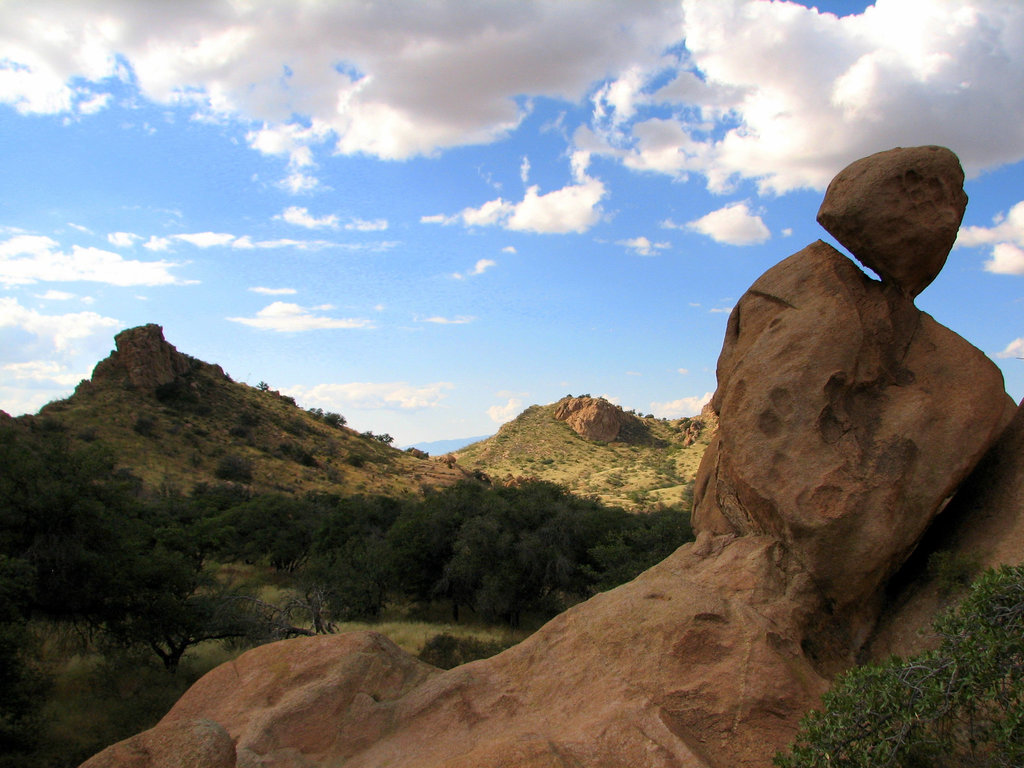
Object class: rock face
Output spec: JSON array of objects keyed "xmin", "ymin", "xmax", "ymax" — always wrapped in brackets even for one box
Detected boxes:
[
  {"xmin": 692, "ymin": 239, "xmax": 1014, "ymax": 639},
  {"xmin": 816, "ymin": 145, "xmax": 967, "ymax": 297},
  {"xmin": 79, "ymin": 718, "xmax": 235, "ymax": 768},
  {"xmin": 554, "ymin": 396, "xmax": 630, "ymax": 442},
  {"xmin": 79, "ymin": 146, "xmax": 1018, "ymax": 768},
  {"xmin": 91, "ymin": 324, "xmax": 194, "ymax": 390}
]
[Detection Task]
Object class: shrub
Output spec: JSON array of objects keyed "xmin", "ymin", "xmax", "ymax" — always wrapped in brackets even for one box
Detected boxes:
[
  {"xmin": 775, "ymin": 564, "xmax": 1024, "ymax": 768},
  {"xmin": 417, "ymin": 633, "xmax": 512, "ymax": 670},
  {"xmin": 214, "ymin": 455, "xmax": 253, "ymax": 483}
]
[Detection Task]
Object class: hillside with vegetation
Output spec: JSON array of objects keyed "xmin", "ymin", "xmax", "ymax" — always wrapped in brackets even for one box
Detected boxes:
[
  {"xmin": 453, "ymin": 395, "xmax": 715, "ymax": 511},
  {"xmin": 29, "ymin": 325, "xmax": 470, "ymax": 499}
]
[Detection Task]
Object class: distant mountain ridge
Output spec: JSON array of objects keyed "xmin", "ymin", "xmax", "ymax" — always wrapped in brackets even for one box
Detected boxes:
[{"xmin": 404, "ymin": 435, "xmax": 492, "ymax": 455}]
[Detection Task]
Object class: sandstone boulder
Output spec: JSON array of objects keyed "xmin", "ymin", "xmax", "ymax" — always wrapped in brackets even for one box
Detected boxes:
[
  {"xmin": 692, "ymin": 240, "xmax": 1014, "ymax": 640},
  {"xmin": 554, "ymin": 396, "xmax": 629, "ymax": 442},
  {"xmin": 91, "ymin": 324, "xmax": 194, "ymax": 390},
  {"xmin": 816, "ymin": 145, "xmax": 967, "ymax": 297}
]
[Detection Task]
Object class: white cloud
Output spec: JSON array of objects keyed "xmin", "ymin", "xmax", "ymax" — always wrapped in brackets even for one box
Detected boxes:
[
  {"xmin": 173, "ymin": 231, "xmax": 237, "ymax": 248},
  {"xmin": 249, "ymin": 286, "xmax": 297, "ymax": 295},
  {"xmin": 277, "ymin": 206, "xmax": 339, "ymax": 229},
  {"xmin": 619, "ymin": 236, "xmax": 669, "ymax": 256},
  {"xmin": 143, "ymin": 236, "xmax": 171, "ymax": 252},
  {"xmin": 677, "ymin": 368, "xmax": 689, "ymax": 375},
  {"xmin": 520, "ymin": 156, "xmax": 531, "ymax": 184},
  {"xmin": 452, "ymin": 259, "xmax": 496, "ymax": 280},
  {"xmin": 997, "ymin": 338, "xmax": 1024, "ymax": 359},
  {"xmin": 0, "ymin": 234, "xmax": 192, "ymax": 286},
  {"xmin": 487, "ymin": 397, "xmax": 523, "ymax": 423},
  {"xmin": 956, "ymin": 201, "xmax": 1024, "ymax": 275},
  {"xmin": 107, "ymin": 231, "xmax": 140, "ymax": 248},
  {"xmin": 502, "ymin": 245, "xmax": 517, "ymax": 254},
  {"xmin": 345, "ymin": 218, "xmax": 388, "ymax": 232},
  {"xmin": 420, "ymin": 315, "xmax": 475, "ymax": 325},
  {"xmin": 650, "ymin": 391, "xmax": 714, "ymax": 419},
  {"xmin": 36, "ymin": 289, "xmax": 75, "ymax": 300},
  {"xmin": 227, "ymin": 302, "xmax": 373, "ymax": 332},
  {"xmin": 687, "ymin": 202, "xmax": 770, "ymax": 246},
  {"xmin": 286, "ymin": 381, "xmax": 454, "ymax": 411},
  {"xmin": 0, "ymin": 296, "xmax": 120, "ymax": 352},
  {"xmin": 2, "ymin": 359, "xmax": 84, "ymax": 387},
  {"xmin": 5, "ymin": 2, "xmax": 1024, "ymax": 195}
]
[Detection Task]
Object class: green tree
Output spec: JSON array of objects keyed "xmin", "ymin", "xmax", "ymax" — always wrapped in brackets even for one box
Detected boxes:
[{"xmin": 776, "ymin": 564, "xmax": 1024, "ymax": 768}]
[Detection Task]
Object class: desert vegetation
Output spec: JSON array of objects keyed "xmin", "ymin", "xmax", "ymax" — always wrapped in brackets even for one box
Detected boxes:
[{"xmin": 0, "ymin": 417, "xmax": 693, "ymax": 766}]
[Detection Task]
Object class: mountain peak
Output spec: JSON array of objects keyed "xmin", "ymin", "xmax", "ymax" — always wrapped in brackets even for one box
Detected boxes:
[{"xmin": 89, "ymin": 324, "xmax": 209, "ymax": 391}]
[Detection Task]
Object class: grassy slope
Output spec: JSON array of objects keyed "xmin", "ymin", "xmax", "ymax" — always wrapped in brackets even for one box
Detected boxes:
[
  {"xmin": 33, "ymin": 361, "xmax": 468, "ymax": 499},
  {"xmin": 453, "ymin": 401, "xmax": 714, "ymax": 511}
]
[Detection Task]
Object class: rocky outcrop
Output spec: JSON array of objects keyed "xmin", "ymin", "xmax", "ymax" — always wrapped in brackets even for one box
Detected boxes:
[
  {"xmin": 78, "ymin": 146, "xmax": 1017, "ymax": 768},
  {"xmin": 691, "ymin": 239, "xmax": 1014, "ymax": 641},
  {"xmin": 554, "ymin": 396, "xmax": 632, "ymax": 442},
  {"xmin": 90, "ymin": 324, "xmax": 195, "ymax": 390},
  {"xmin": 816, "ymin": 145, "xmax": 967, "ymax": 297}
]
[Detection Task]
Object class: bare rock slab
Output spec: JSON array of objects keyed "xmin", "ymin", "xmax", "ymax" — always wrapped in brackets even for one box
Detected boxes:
[{"xmin": 816, "ymin": 145, "xmax": 967, "ymax": 297}]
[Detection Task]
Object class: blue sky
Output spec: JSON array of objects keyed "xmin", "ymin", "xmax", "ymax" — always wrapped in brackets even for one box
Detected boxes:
[{"xmin": 2, "ymin": 0, "xmax": 1024, "ymax": 446}]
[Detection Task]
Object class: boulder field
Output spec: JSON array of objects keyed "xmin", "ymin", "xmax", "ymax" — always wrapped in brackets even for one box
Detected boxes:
[{"xmin": 81, "ymin": 147, "xmax": 1022, "ymax": 767}]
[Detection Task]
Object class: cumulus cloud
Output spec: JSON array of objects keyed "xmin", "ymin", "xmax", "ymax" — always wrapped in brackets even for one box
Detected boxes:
[
  {"xmin": 276, "ymin": 206, "xmax": 339, "ymax": 229},
  {"xmin": 107, "ymin": 231, "xmax": 140, "ymax": 248},
  {"xmin": 285, "ymin": 381, "xmax": 454, "ymax": 410},
  {"xmin": 426, "ymin": 152, "xmax": 606, "ymax": 235},
  {"xmin": 0, "ymin": 296, "xmax": 119, "ymax": 352},
  {"xmin": 346, "ymin": 218, "xmax": 388, "ymax": 232},
  {"xmin": 956, "ymin": 201, "xmax": 1024, "ymax": 275},
  {"xmin": 227, "ymin": 302, "xmax": 373, "ymax": 332},
  {"xmin": 452, "ymin": 259, "xmax": 496, "ymax": 280},
  {"xmin": 649, "ymin": 391, "xmax": 713, "ymax": 419},
  {"xmin": 487, "ymin": 397, "xmax": 523, "ymax": 424},
  {"xmin": 686, "ymin": 202, "xmax": 770, "ymax": 246},
  {"xmin": 619, "ymin": 236, "xmax": 669, "ymax": 256},
  {"xmin": 173, "ymin": 231, "xmax": 237, "ymax": 248},
  {"xmin": 6, "ymin": 2, "xmax": 1024, "ymax": 199},
  {"xmin": 997, "ymin": 338, "xmax": 1024, "ymax": 359},
  {"xmin": 0, "ymin": 234, "xmax": 192, "ymax": 286}
]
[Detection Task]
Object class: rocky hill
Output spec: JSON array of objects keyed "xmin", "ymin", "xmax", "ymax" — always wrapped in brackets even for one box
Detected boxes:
[
  {"xmin": 79, "ymin": 146, "xmax": 1024, "ymax": 768},
  {"xmin": 454, "ymin": 395, "xmax": 714, "ymax": 510},
  {"xmin": 25, "ymin": 324, "xmax": 471, "ymax": 498}
]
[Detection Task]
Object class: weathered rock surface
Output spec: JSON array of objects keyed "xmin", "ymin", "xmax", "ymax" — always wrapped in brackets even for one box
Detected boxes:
[
  {"xmin": 90, "ymin": 324, "xmax": 195, "ymax": 390},
  {"xmin": 554, "ymin": 395, "xmax": 632, "ymax": 442},
  {"xmin": 816, "ymin": 145, "xmax": 967, "ymax": 297},
  {"xmin": 84, "ymin": 536, "xmax": 829, "ymax": 768},
  {"xmin": 867, "ymin": 396, "xmax": 1024, "ymax": 660},
  {"xmin": 80, "ymin": 717, "xmax": 235, "ymax": 768},
  {"xmin": 692, "ymin": 240, "xmax": 1014, "ymax": 640}
]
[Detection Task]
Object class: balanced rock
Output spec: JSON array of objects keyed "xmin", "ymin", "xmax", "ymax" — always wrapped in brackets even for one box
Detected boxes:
[
  {"xmin": 816, "ymin": 145, "xmax": 967, "ymax": 297},
  {"xmin": 91, "ymin": 324, "xmax": 193, "ymax": 390},
  {"xmin": 554, "ymin": 395, "xmax": 629, "ymax": 442},
  {"xmin": 692, "ymin": 240, "xmax": 1014, "ymax": 639}
]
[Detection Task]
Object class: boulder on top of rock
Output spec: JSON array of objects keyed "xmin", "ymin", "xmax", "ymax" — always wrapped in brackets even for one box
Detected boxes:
[
  {"xmin": 692, "ymin": 239, "xmax": 1014, "ymax": 640},
  {"xmin": 554, "ymin": 395, "xmax": 632, "ymax": 442},
  {"xmin": 816, "ymin": 145, "xmax": 967, "ymax": 297}
]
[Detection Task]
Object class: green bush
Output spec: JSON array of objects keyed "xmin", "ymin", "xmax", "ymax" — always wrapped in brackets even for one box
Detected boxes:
[
  {"xmin": 417, "ymin": 632, "xmax": 511, "ymax": 669},
  {"xmin": 775, "ymin": 564, "xmax": 1024, "ymax": 768}
]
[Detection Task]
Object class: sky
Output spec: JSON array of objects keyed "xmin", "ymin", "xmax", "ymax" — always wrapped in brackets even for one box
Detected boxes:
[{"xmin": 2, "ymin": 0, "xmax": 1024, "ymax": 447}]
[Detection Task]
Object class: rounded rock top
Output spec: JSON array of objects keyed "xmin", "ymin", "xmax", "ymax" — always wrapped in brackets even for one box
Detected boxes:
[{"xmin": 816, "ymin": 145, "xmax": 967, "ymax": 298}]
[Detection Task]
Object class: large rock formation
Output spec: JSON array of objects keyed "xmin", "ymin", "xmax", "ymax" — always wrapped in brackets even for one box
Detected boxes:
[
  {"xmin": 90, "ymin": 324, "xmax": 195, "ymax": 390},
  {"xmin": 79, "ymin": 147, "xmax": 1018, "ymax": 768},
  {"xmin": 554, "ymin": 395, "xmax": 633, "ymax": 442}
]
